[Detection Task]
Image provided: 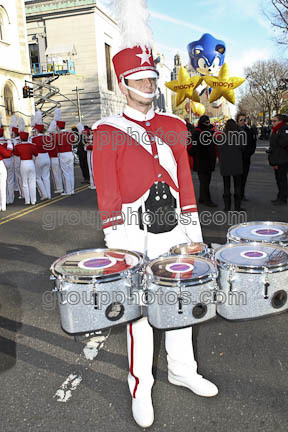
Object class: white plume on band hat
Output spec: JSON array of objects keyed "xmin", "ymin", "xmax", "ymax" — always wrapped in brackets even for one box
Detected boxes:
[
  {"xmin": 113, "ymin": 0, "xmax": 159, "ymax": 96},
  {"xmin": 18, "ymin": 117, "xmax": 25, "ymax": 132},
  {"xmin": 48, "ymin": 107, "xmax": 61, "ymax": 132},
  {"xmin": 35, "ymin": 110, "xmax": 43, "ymax": 125},
  {"xmin": 76, "ymin": 122, "xmax": 84, "ymax": 133}
]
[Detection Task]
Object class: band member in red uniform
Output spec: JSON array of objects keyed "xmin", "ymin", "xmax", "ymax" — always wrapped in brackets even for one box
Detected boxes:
[
  {"xmin": 92, "ymin": 24, "xmax": 218, "ymax": 428},
  {"xmin": 0, "ymin": 129, "xmax": 13, "ymax": 211},
  {"xmin": 14, "ymin": 132, "xmax": 38, "ymax": 205},
  {"xmin": 54, "ymin": 109, "xmax": 75, "ymax": 196},
  {"xmin": 32, "ymin": 111, "xmax": 51, "ymax": 200}
]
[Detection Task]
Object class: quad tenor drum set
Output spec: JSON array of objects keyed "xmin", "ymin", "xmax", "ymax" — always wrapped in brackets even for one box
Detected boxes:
[{"xmin": 50, "ymin": 222, "xmax": 288, "ymax": 335}]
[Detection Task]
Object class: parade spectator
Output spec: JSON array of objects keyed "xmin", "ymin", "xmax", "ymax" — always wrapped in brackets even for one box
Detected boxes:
[
  {"xmin": 190, "ymin": 115, "xmax": 217, "ymax": 207},
  {"xmin": 236, "ymin": 112, "xmax": 256, "ymax": 201},
  {"xmin": 217, "ymin": 119, "xmax": 244, "ymax": 211},
  {"xmin": 75, "ymin": 123, "xmax": 90, "ymax": 184},
  {"xmin": 267, "ymin": 114, "xmax": 288, "ymax": 206}
]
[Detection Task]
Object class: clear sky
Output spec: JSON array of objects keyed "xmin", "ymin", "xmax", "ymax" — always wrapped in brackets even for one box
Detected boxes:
[{"xmin": 147, "ymin": 0, "xmax": 279, "ymax": 75}]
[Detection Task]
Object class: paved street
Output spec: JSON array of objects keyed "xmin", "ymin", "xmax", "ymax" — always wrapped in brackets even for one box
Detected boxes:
[{"xmin": 0, "ymin": 142, "xmax": 287, "ymax": 432}]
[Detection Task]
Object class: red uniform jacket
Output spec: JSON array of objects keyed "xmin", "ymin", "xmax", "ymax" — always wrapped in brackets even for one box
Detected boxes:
[
  {"xmin": 56, "ymin": 130, "xmax": 77, "ymax": 153},
  {"xmin": 0, "ymin": 144, "xmax": 12, "ymax": 160},
  {"xmin": 32, "ymin": 134, "xmax": 49, "ymax": 153},
  {"xmin": 92, "ymin": 110, "xmax": 197, "ymax": 229},
  {"xmin": 14, "ymin": 143, "xmax": 38, "ymax": 160}
]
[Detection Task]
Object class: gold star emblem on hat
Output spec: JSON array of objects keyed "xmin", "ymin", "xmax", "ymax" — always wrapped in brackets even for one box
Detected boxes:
[
  {"xmin": 165, "ymin": 66, "xmax": 202, "ymax": 106},
  {"xmin": 204, "ymin": 63, "xmax": 246, "ymax": 104}
]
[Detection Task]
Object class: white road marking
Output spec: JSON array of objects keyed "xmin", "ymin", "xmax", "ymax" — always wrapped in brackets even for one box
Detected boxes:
[
  {"xmin": 54, "ymin": 374, "xmax": 82, "ymax": 403},
  {"xmin": 83, "ymin": 332, "xmax": 110, "ymax": 361}
]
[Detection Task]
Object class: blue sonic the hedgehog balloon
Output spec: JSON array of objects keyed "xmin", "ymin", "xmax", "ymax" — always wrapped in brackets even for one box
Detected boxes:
[{"xmin": 187, "ymin": 33, "xmax": 226, "ymax": 76}]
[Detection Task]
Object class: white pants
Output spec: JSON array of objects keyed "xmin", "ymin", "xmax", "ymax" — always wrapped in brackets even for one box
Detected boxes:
[
  {"xmin": 14, "ymin": 155, "xmax": 24, "ymax": 196},
  {"xmin": 3, "ymin": 158, "xmax": 14, "ymax": 204},
  {"xmin": 35, "ymin": 153, "xmax": 51, "ymax": 199},
  {"xmin": 124, "ymin": 189, "xmax": 202, "ymax": 399},
  {"xmin": 20, "ymin": 160, "xmax": 36, "ymax": 205},
  {"xmin": 0, "ymin": 160, "xmax": 7, "ymax": 211},
  {"xmin": 59, "ymin": 152, "xmax": 74, "ymax": 194},
  {"xmin": 126, "ymin": 225, "xmax": 199, "ymax": 399},
  {"xmin": 50, "ymin": 157, "xmax": 63, "ymax": 193},
  {"xmin": 87, "ymin": 150, "xmax": 95, "ymax": 189}
]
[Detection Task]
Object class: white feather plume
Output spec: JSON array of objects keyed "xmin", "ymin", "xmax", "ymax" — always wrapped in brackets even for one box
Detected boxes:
[
  {"xmin": 53, "ymin": 108, "xmax": 62, "ymax": 121},
  {"xmin": 48, "ymin": 120, "xmax": 57, "ymax": 132},
  {"xmin": 35, "ymin": 110, "xmax": 43, "ymax": 125},
  {"xmin": 18, "ymin": 118, "xmax": 25, "ymax": 132},
  {"xmin": 10, "ymin": 114, "xmax": 18, "ymax": 128},
  {"xmin": 114, "ymin": 0, "xmax": 154, "ymax": 49},
  {"xmin": 76, "ymin": 122, "xmax": 84, "ymax": 133},
  {"xmin": 31, "ymin": 115, "xmax": 35, "ymax": 127}
]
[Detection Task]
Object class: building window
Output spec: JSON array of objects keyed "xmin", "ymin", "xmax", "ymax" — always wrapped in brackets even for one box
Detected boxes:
[
  {"xmin": 105, "ymin": 43, "xmax": 113, "ymax": 91},
  {"xmin": 4, "ymin": 84, "xmax": 14, "ymax": 116}
]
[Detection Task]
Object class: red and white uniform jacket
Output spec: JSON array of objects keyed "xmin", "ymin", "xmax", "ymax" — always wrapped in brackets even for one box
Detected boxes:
[
  {"xmin": 32, "ymin": 134, "xmax": 49, "ymax": 153},
  {"xmin": 92, "ymin": 106, "xmax": 197, "ymax": 230},
  {"xmin": 0, "ymin": 143, "xmax": 12, "ymax": 160},
  {"xmin": 56, "ymin": 130, "xmax": 77, "ymax": 153},
  {"xmin": 14, "ymin": 143, "xmax": 38, "ymax": 160}
]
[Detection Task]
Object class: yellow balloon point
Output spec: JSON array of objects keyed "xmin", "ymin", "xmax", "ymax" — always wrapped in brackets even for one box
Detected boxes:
[
  {"xmin": 191, "ymin": 101, "xmax": 205, "ymax": 116},
  {"xmin": 203, "ymin": 63, "xmax": 245, "ymax": 105},
  {"xmin": 165, "ymin": 66, "xmax": 202, "ymax": 106}
]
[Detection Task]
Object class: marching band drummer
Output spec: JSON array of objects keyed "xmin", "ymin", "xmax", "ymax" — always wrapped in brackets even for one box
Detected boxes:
[
  {"xmin": 83, "ymin": 126, "xmax": 95, "ymax": 190},
  {"xmin": 10, "ymin": 115, "xmax": 24, "ymax": 200},
  {"xmin": 92, "ymin": 5, "xmax": 218, "ymax": 427},
  {"xmin": 13, "ymin": 130, "xmax": 38, "ymax": 205}
]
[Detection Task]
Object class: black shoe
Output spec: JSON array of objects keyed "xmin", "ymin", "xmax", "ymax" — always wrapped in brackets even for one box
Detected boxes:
[
  {"xmin": 272, "ymin": 200, "xmax": 287, "ymax": 206},
  {"xmin": 271, "ymin": 198, "xmax": 280, "ymax": 203},
  {"xmin": 198, "ymin": 199, "xmax": 205, "ymax": 203},
  {"xmin": 242, "ymin": 196, "xmax": 249, "ymax": 202},
  {"xmin": 235, "ymin": 208, "xmax": 246, "ymax": 212},
  {"xmin": 81, "ymin": 180, "xmax": 90, "ymax": 184},
  {"xmin": 204, "ymin": 201, "xmax": 218, "ymax": 208}
]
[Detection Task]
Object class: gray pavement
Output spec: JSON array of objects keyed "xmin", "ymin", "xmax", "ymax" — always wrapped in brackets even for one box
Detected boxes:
[{"xmin": 0, "ymin": 143, "xmax": 288, "ymax": 432}]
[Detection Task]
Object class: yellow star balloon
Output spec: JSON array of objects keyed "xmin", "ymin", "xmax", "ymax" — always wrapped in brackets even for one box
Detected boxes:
[
  {"xmin": 190, "ymin": 101, "xmax": 205, "ymax": 116},
  {"xmin": 165, "ymin": 66, "xmax": 202, "ymax": 106},
  {"xmin": 203, "ymin": 63, "xmax": 246, "ymax": 104}
]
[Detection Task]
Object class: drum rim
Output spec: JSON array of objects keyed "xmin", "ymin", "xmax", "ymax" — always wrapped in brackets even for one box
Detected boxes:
[
  {"xmin": 146, "ymin": 254, "xmax": 218, "ymax": 284},
  {"xmin": 215, "ymin": 242, "xmax": 288, "ymax": 272},
  {"xmin": 169, "ymin": 241, "xmax": 209, "ymax": 256},
  {"xmin": 50, "ymin": 248, "xmax": 144, "ymax": 282},
  {"xmin": 227, "ymin": 221, "xmax": 288, "ymax": 244}
]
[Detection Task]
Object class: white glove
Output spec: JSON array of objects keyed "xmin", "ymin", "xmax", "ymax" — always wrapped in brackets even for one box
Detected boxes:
[
  {"xmin": 104, "ymin": 225, "xmax": 128, "ymax": 250},
  {"xmin": 182, "ymin": 212, "xmax": 203, "ymax": 243},
  {"xmin": 7, "ymin": 140, "xmax": 13, "ymax": 150}
]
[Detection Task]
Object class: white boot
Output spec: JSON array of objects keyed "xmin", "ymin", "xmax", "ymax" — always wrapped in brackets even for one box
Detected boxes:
[
  {"xmin": 127, "ymin": 317, "xmax": 154, "ymax": 428},
  {"xmin": 165, "ymin": 327, "xmax": 218, "ymax": 397}
]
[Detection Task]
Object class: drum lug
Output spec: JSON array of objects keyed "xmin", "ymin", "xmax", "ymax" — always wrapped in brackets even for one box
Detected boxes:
[
  {"xmin": 228, "ymin": 266, "xmax": 235, "ymax": 293},
  {"xmin": 92, "ymin": 280, "xmax": 99, "ymax": 309},
  {"xmin": 263, "ymin": 268, "xmax": 270, "ymax": 299},
  {"xmin": 176, "ymin": 281, "xmax": 183, "ymax": 314}
]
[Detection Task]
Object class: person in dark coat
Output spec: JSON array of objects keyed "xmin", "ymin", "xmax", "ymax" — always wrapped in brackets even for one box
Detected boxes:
[
  {"xmin": 189, "ymin": 115, "xmax": 217, "ymax": 207},
  {"xmin": 236, "ymin": 113, "xmax": 256, "ymax": 201},
  {"xmin": 72, "ymin": 126, "xmax": 90, "ymax": 183},
  {"xmin": 267, "ymin": 114, "xmax": 288, "ymax": 206},
  {"xmin": 217, "ymin": 119, "xmax": 245, "ymax": 211}
]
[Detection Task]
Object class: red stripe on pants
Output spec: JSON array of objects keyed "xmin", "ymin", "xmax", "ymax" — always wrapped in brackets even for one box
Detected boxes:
[{"xmin": 129, "ymin": 322, "xmax": 139, "ymax": 398}]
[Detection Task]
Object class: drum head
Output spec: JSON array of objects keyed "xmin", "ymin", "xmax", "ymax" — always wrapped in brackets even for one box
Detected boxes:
[
  {"xmin": 215, "ymin": 243, "xmax": 288, "ymax": 272},
  {"xmin": 170, "ymin": 242, "xmax": 208, "ymax": 256},
  {"xmin": 228, "ymin": 222, "xmax": 288, "ymax": 245},
  {"xmin": 51, "ymin": 248, "xmax": 142, "ymax": 282},
  {"xmin": 146, "ymin": 255, "xmax": 216, "ymax": 284}
]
